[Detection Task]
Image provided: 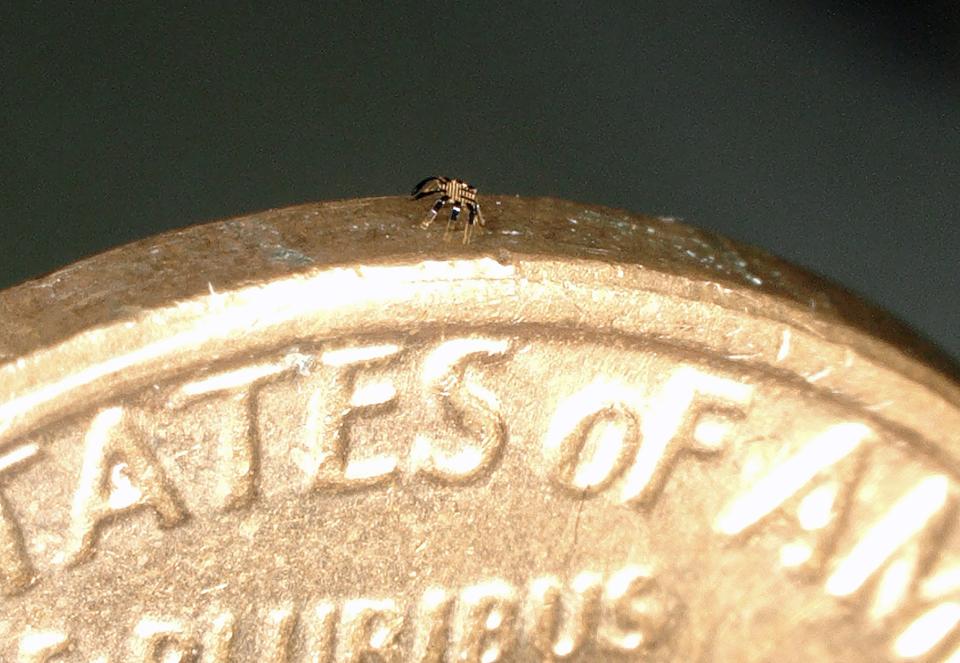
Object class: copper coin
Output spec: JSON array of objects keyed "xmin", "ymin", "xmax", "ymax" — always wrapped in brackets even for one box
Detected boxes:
[{"xmin": 1, "ymin": 196, "xmax": 958, "ymax": 661}]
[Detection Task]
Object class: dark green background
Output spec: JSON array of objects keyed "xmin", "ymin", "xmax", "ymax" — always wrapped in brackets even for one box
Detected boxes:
[{"xmin": 2, "ymin": 3, "xmax": 957, "ymax": 360}]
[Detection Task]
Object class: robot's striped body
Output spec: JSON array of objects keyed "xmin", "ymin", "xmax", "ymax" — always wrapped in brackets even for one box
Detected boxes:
[{"xmin": 411, "ymin": 176, "xmax": 485, "ymax": 243}]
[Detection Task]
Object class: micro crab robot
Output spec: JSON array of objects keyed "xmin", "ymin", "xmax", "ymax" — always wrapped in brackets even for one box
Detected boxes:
[{"xmin": 411, "ymin": 176, "xmax": 486, "ymax": 243}]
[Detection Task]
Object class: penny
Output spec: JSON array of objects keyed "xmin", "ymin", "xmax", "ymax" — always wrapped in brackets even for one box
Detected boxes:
[{"xmin": 0, "ymin": 196, "xmax": 958, "ymax": 662}]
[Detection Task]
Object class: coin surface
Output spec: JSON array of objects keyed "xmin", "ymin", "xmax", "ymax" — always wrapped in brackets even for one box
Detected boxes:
[{"xmin": 1, "ymin": 196, "xmax": 958, "ymax": 662}]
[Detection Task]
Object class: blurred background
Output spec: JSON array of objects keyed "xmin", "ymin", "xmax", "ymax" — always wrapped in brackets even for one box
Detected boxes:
[{"xmin": 1, "ymin": 2, "xmax": 957, "ymax": 360}]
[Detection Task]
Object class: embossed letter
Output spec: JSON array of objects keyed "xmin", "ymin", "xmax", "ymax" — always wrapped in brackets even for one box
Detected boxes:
[
  {"xmin": 544, "ymin": 381, "xmax": 641, "ymax": 495},
  {"xmin": 303, "ymin": 601, "xmax": 337, "ymax": 663},
  {"xmin": 338, "ymin": 598, "xmax": 404, "ymax": 663},
  {"xmin": 825, "ymin": 474, "xmax": 957, "ymax": 621},
  {"xmin": 620, "ymin": 367, "xmax": 753, "ymax": 506},
  {"xmin": 129, "ymin": 618, "xmax": 198, "ymax": 662},
  {"xmin": 715, "ymin": 422, "xmax": 874, "ymax": 575},
  {"xmin": 453, "ymin": 580, "xmax": 519, "ymax": 663},
  {"xmin": 412, "ymin": 338, "xmax": 509, "ymax": 484},
  {"xmin": 598, "ymin": 566, "xmax": 673, "ymax": 654},
  {"xmin": 18, "ymin": 630, "xmax": 70, "ymax": 663},
  {"xmin": 260, "ymin": 607, "xmax": 299, "ymax": 663},
  {"xmin": 298, "ymin": 344, "xmax": 401, "ymax": 492},
  {"xmin": 172, "ymin": 356, "xmax": 304, "ymax": 511},
  {"xmin": 412, "ymin": 588, "xmax": 454, "ymax": 663},
  {"xmin": 201, "ymin": 610, "xmax": 236, "ymax": 663},
  {"xmin": 0, "ymin": 443, "xmax": 39, "ymax": 594},
  {"xmin": 527, "ymin": 573, "xmax": 603, "ymax": 660},
  {"xmin": 65, "ymin": 407, "xmax": 186, "ymax": 566}
]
